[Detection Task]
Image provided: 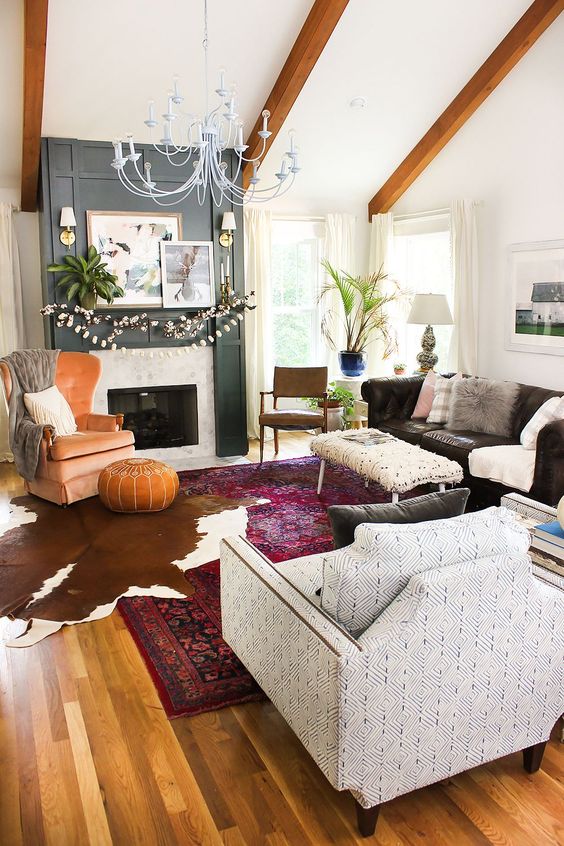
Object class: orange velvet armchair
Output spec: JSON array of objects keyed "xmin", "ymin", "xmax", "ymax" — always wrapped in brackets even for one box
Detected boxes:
[{"xmin": 0, "ymin": 351, "xmax": 135, "ymax": 506}]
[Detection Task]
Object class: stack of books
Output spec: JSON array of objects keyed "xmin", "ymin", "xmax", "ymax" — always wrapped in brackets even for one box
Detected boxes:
[
  {"xmin": 533, "ymin": 521, "xmax": 564, "ymax": 558},
  {"xmin": 531, "ymin": 521, "xmax": 564, "ymax": 577}
]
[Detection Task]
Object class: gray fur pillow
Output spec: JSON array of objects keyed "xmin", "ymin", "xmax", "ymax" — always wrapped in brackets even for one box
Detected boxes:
[{"xmin": 447, "ymin": 378, "xmax": 520, "ymax": 436}]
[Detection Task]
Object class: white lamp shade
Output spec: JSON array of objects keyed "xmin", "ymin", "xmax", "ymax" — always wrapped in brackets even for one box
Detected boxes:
[
  {"xmin": 407, "ymin": 293, "xmax": 453, "ymax": 325},
  {"xmin": 221, "ymin": 211, "xmax": 236, "ymax": 231},
  {"xmin": 60, "ymin": 206, "xmax": 76, "ymax": 227}
]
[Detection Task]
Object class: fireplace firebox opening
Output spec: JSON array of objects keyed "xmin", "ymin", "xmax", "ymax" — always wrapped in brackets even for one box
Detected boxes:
[{"xmin": 108, "ymin": 384, "xmax": 198, "ymax": 450}]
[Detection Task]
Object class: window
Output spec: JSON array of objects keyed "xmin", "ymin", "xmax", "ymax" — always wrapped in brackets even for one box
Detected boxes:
[
  {"xmin": 270, "ymin": 218, "xmax": 325, "ymax": 367},
  {"xmin": 390, "ymin": 212, "xmax": 453, "ymax": 372}
]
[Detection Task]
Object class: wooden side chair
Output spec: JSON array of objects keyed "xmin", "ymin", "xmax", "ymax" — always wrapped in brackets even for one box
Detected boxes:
[{"xmin": 259, "ymin": 366, "xmax": 329, "ymax": 463}]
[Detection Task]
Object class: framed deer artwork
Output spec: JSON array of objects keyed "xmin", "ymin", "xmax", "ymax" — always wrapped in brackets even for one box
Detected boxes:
[{"xmin": 160, "ymin": 241, "xmax": 215, "ymax": 308}]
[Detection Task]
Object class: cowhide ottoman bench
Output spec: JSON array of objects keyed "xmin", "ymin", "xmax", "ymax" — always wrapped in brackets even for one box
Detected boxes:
[
  {"xmin": 98, "ymin": 457, "xmax": 179, "ymax": 512},
  {"xmin": 310, "ymin": 429, "xmax": 463, "ymax": 501}
]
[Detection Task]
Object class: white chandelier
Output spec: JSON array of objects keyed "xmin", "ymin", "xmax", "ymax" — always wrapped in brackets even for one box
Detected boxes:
[{"xmin": 110, "ymin": 0, "xmax": 300, "ymax": 207}]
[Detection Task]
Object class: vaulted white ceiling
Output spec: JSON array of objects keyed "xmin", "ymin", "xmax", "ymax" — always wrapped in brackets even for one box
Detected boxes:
[{"xmin": 0, "ymin": 0, "xmax": 551, "ymax": 208}]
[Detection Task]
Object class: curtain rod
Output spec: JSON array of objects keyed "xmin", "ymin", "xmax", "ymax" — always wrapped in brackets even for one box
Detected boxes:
[
  {"xmin": 393, "ymin": 208, "xmax": 450, "ymax": 222},
  {"xmin": 272, "ymin": 214, "xmax": 326, "ymax": 222}
]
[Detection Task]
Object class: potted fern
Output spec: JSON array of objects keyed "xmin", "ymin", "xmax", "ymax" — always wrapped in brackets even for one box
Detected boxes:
[
  {"xmin": 319, "ymin": 259, "xmax": 401, "ymax": 377},
  {"xmin": 47, "ymin": 245, "xmax": 124, "ymax": 310}
]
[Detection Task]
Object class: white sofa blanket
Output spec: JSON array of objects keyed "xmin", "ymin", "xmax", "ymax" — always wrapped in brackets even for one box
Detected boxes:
[{"xmin": 469, "ymin": 444, "xmax": 536, "ymax": 493}]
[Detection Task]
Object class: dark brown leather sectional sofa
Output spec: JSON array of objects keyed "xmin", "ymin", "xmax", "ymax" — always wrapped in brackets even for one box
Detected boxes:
[{"xmin": 361, "ymin": 374, "xmax": 564, "ymax": 507}]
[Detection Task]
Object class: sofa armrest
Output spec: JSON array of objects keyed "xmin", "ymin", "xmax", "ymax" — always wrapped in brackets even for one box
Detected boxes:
[
  {"xmin": 220, "ymin": 536, "xmax": 360, "ymax": 790},
  {"xmin": 532, "ymin": 418, "xmax": 564, "ymax": 505},
  {"xmin": 84, "ymin": 413, "xmax": 124, "ymax": 433},
  {"xmin": 361, "ymin": 375, "xmax": 424, "ymax": 426}
]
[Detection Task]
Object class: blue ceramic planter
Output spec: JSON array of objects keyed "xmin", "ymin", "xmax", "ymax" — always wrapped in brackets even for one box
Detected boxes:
[{"xmin": 338, "ymin": 351, "xmax": 367, "ymax": 377}]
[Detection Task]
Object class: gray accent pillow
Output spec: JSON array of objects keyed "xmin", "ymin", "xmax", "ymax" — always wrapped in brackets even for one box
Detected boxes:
[
  {"xmin": 327, "ymin": 488, "xmax": 470, "ymax": 550},
  {"xmin": 447, "ymin": 378, "xmax": 520, "ymax": 436}
]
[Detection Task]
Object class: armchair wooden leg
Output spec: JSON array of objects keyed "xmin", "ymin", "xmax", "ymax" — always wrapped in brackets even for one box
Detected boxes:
[
  {"xmin": 355, "ymin": 799, "xmax": 380, "ymax": 837},
  {"xmin": 273, "ymin": 428, "xmax": 279, "ymax": 454},
  {"xmin": 259, "ymin": 426, "xmax": 265, "ymax": 464},
  {"xmin": 523, "ymin": 741, "xmax": 547, "ymax": 774}
]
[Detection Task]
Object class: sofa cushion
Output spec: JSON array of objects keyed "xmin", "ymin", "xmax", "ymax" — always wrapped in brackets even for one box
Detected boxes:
[
  {"xmin": 421, "ymin": 429, "xmax": 518, "ymax": 473},
  {"xmin": 448, "ymin": 378, "xmax": 520, "ymax": 436},
  {"xmin": 512, "ymin": 383, "xmax": 563, "ymax": 440},
  {"xmin": 327, "ymin": 488, "xmax": 470, "ymax": 549},
  {"xmin": 49, "ymin": 429, "xmax": 135, "ymax": 461},
  {"xmin": 411, "ymin": 370, "xmax": 436, "ymax": 419},
  {"xmin": 427, "ymin": 373, "xmax": 462, "ymax": 424},
  {"xmin": 320, "ymin": 507, "xmax": 529, "ymax": 635},
  {"xmin": 469, "ymin": 444, "xmax": 536, "ymax": 493},
  {"xmin": 520, "ymin": 395, "xmax": 564, "ymax": 449},
  {"xmin": 379, "ymin": 418, "xmax": 443, "ymax": 446},
  {"xmin": 24, "ymin": 385, "xmax": 77, "ymax": 437}
]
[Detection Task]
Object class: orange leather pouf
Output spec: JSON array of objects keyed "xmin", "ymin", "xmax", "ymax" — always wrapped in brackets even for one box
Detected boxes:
[{"xmin": 98, "ymin": 458, "xmax": 179, "ymax": 513}]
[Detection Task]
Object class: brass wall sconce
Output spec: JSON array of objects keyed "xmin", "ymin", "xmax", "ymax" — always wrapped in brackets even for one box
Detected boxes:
[
  {"xmin": 59, "ymin": 207, "xmax": 77, "ymax": 250},
  {"xmin": 219, "ymin": 211, "xmax": 236, "ymax": 248}
]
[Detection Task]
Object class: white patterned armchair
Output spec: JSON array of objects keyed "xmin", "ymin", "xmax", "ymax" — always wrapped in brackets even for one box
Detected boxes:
[{"xmin": 220, "ymin": 533, "xmax": 564, "ymax": 837}]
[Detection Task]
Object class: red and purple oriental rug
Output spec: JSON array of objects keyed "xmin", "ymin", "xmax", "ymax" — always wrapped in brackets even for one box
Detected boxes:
[{"xmin": 119, "ymin": 457, "xmax": 414, "ymax": 718}]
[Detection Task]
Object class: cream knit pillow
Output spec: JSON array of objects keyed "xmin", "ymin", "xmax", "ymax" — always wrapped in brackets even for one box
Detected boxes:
[{"xmin": 24, "ymin": 385, "xmax": 77, "ymax": 437}]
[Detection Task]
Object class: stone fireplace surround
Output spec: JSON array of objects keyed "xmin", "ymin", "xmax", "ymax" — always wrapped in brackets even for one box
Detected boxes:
[{"xmin": 90, "ymin": 347, "xmax": 225, "ymax": 468}]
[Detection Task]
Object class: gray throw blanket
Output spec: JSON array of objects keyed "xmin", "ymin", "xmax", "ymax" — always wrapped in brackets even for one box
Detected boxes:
[{"xmin": 1, "ymin": 349, "xmax": 60, "ymax": 481}]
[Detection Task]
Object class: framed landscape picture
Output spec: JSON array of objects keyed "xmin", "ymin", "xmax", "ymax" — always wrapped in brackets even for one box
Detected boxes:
[
  {"xmin": 87, "ymin": 210, "xmax": 182, "ymax": 307},
  {"xmin": 505, "ymin": 239, "xmax": 564, "ymax": 356},
  {"xmin": 160, "ymin": 241, "xmax": 215, "ymax": 308}
]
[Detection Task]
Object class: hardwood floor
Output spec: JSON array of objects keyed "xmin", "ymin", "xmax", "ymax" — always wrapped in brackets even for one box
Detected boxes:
[{"xmin": 1, "ymin": 435, "xmax": 563, "ymax": 845}]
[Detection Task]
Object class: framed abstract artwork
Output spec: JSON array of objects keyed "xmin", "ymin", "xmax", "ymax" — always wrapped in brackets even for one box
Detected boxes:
[
  {"xmin": 86, "ymin": 210, "xmax": 182, "ymax": 307},
  {"xmin": 505, "ymin": 239, "xmax": 564, "ymax": 356},
  {"xmin": 160, "ymin": 241, "xmax": 215, "ymax": 308}
]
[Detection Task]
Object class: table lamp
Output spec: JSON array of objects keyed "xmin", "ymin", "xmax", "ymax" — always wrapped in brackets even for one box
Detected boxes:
[{"xmin": 407, "ymin": 293, "xmax": 453, "ymax": 372}]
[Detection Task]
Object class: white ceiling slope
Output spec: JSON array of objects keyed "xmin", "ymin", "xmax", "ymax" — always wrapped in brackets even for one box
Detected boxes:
[
  {"xmin": 42, "ymin": 0, "xmax": 314, "ymax": 145},
  {"xmin": 0, "ymin": 0, "xmax": 554, "ymax": 208},
  {"xmin": 261, "ymin": 0, "xmax": 536, "ymax": 211}
]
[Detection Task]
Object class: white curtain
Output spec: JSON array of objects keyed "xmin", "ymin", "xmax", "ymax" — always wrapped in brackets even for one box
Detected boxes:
[
  {"xmin": 367, "ymin": 212, "xmax": 394, "ymax": 377},
  {"xmin": 449, "ymin": 200, "xmax": 479, "ymax": 375},
  {"xmin": 321, "ymin": 213, "xmax": 356, "ymax": 378},
  {"xmin": 0, "ymin": 203, "xmax": 27, "ymax": 461},
  {"xmin": 244, "ymin": 208, "xmax": 273, "ymax": 440}
]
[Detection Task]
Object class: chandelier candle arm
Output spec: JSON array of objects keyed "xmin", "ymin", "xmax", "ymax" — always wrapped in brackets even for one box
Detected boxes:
[{"xmin": 110, "ymin": 0, "xmax": 299, "ymax": 207}]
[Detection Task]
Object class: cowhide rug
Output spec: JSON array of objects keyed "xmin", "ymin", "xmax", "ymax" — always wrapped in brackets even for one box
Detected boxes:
[{"xmin": 0, "ymin": 491, "xmax": 265, "ymax": 647}]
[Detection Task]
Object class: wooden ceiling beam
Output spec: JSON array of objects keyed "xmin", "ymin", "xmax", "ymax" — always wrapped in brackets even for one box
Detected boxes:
[
  {"xmin": 21, "ymin": 0, "xmax": 49, "ymax": 212},
  {"xmin": 368, "ymin": 0, "xmax": 564, "ymax": 218},
  {"xmin": 242, "ymin": 0, "xmax": 350, "ymax": 190}
]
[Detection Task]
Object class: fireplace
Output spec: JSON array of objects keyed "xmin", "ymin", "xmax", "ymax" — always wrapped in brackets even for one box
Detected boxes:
[{"xmin": 108, "ymin": 384, "xmax": 198, "ymax": 450}]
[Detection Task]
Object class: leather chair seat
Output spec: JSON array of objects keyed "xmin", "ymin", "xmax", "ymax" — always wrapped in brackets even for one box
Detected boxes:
[
  {"xmin": 379, "ymin": 418, "xmax": 444, "ymax": 446},
  {"xmin": 259, "ymin": 408, "xmax": 325, "ymax": 430},
  {"xmin": 49, "ymin": 429, "xmax": 135, "ymax": 461},
  {"xmin": 421, "ymin": 429, "xmax": 519, "ymax": 473}
]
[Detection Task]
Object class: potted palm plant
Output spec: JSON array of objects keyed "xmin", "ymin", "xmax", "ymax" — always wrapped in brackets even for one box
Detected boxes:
[
  {"xmin": 319, "ymin": 259, "xmax": 401, "ymax": 378},
  {"xmin": 47, "ymin": 245, "xmax": 124, "ymax": 310}
]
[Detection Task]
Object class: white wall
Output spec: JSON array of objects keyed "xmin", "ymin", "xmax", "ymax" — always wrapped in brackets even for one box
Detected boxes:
[
  {"xmin": 0, "ymin": 188, "xmax": 44, "ymax": 348},
  {"xmin": 392, "ymin": 15, "xmax": 564, "ymax": 391}
]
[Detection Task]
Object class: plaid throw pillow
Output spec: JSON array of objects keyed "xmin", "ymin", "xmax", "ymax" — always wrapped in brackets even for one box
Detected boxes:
[
  {"xmin": 427, "ymin": 373, "xmax": 462, "ymax": 424},
  {"xmin": 520, "ymin": 395, "xmax": 564, "ymax": 449}
]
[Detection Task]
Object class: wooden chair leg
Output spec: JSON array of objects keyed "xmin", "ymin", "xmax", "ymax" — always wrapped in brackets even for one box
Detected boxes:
[
  {"xmin": 523, "ymin": 741, "xmax": 547, "ymax": 774},
  {"xmin": 355, "ymin": 799, "xmax": 380, "ymax": 837},
  {"xmin": 259, "ymin": 426, "xmax": 265, "ymax": 464},
  {"xmin": 273, "ymin": 428, "xmax": 279, "ymax": 454}
]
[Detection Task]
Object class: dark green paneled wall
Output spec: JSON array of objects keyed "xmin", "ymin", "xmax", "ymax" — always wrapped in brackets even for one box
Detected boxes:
[{"xmin": 38, "ymin": 137, "xmax": 247, "ymax": 456}]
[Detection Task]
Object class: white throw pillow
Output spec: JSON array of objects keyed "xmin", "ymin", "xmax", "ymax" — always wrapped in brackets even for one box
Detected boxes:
[
  {"xmin": 24, "ymin": 385, "xmax": 77, "ymax": 437},
  {"xmin": 320, "ymin": 506, "xmax": 529, "ymax": 635},
  {"xmin": 520, "ymin": 396, "xmax": 564, "ymax": 449},
  {"xmin": 426, "ymin": 373, "xmax": 462, "ymax": 424}
]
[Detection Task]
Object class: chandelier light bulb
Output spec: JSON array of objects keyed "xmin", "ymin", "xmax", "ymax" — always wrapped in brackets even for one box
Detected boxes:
[{"xmin": 110, "ymin": 0, "xmax": 299, "ymax": 207}]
